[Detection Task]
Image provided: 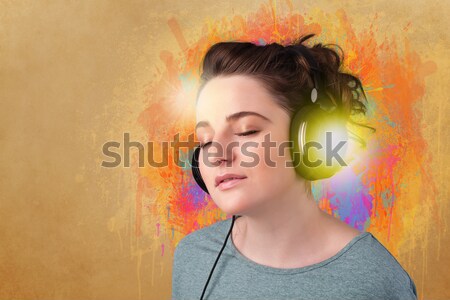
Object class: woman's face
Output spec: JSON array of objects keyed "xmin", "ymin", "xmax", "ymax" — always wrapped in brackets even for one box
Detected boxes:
[{"xmin": 195, "ymin": 74, "xmax": 299, "ymax": 216}]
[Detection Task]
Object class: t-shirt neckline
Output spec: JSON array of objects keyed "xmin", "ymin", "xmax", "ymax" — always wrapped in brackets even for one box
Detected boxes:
[{"xmin": 225, "ymin": 217, "xmax": 371, "ymax": 275}]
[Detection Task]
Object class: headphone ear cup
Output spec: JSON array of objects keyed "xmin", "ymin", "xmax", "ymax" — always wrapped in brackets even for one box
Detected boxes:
[
  {"xmin": 290, "ymin": 105, "xmax": 348, "ymax": 180},
  {"xmin": 191, "ymin": 146, "xmax": 210, "ymax": 194}
]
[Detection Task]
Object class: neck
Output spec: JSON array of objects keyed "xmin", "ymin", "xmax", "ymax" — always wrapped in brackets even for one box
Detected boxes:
[{"xmin": 231, "ymin": 180, "xmax": 332, "ymax": 268}]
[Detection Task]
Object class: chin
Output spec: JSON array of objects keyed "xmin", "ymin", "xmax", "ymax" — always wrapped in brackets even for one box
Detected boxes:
[{"xmin": 212, "ymin": 193, "xmax": 250, "ymax": 216}]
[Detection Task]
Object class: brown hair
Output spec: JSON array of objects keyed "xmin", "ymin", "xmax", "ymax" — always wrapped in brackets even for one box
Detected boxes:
[{"xmin": 196, "ymin": 33, "xmax": 376, "ymax": 192}]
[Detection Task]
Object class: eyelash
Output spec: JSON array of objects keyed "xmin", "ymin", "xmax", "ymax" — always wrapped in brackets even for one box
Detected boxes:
[{"xmin": 199, "ymin": 130, "xmax": 259, "ymax": 148}]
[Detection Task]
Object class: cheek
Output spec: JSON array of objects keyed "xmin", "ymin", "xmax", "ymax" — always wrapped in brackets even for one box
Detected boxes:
[
  {"xmin": 198, "ymin": 151, "xmax": 216, "ymax": 187},
  {"xmin": 240, "ymin": 139, "xmax": 294, "ymax": 179}
]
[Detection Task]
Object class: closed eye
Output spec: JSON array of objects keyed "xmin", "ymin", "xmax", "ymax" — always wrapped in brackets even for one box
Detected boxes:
[
  {"xmin": 199, "ymin": 130, "xmax": 259, "ymax": 148},
  {"xmin": 236, "ymin": 130, "xmax": 259, "ymax": 136}
]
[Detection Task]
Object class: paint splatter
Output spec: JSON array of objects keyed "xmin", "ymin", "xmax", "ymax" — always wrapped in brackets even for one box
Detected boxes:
[{"xmin": 134, "ymin": 0, "xmax": 441, "ymax": 284}]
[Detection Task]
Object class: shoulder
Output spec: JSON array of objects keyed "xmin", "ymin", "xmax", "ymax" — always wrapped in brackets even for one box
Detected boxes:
[
  {"xmin": 359, "ymin": 233, "xmax": 412, "ymax": 278},
  {"xmin": 172, "ymin": 218, "xmax": 238, "ymax": 299},
  {"xmin": 172, "ymin": 218, "xmax": 233, "ymax": 298},
  {"xmin": 346, "ymin": 232, "xmax": 417, "ymax": 299},
  {"xmin": 173, "ymin": 218, "xmax": 231, "ymax": 259}
]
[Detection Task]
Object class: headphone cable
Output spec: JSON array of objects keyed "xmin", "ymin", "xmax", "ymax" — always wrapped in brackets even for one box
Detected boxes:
[{"xmin": 200, "ymin": 215, "xmax": 239, "ymax": 300}]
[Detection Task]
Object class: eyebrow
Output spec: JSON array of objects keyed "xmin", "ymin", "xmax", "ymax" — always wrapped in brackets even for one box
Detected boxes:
[{"xmin": 195, "ymin": 111, "xmax": 272, "ymax": 131}]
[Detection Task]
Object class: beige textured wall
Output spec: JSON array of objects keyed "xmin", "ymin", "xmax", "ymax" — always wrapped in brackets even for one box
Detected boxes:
[{"xmin": 1, "ymin": 1, "xmax": 449, "ymax": 300}]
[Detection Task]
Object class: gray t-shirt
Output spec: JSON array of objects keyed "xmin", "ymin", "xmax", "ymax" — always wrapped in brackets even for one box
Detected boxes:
[{"xmin": 172, "ymin": 217, "xmax": 417, "ymax": 300}]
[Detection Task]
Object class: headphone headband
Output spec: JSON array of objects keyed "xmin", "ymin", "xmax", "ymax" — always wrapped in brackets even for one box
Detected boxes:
[{"xmin": 292, "ymin": 45, "xmax": 337, "ymax": 113}]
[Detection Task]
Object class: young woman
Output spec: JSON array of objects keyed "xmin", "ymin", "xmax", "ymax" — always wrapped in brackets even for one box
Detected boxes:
[{"xmin": 172, "ymin": 34, "xmax": 417, "ymax": 300}]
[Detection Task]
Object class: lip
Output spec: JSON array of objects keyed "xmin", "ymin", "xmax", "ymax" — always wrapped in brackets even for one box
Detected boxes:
[
  {"xmin": 216, "ymin": 177, "xmax": 247, "ymax": 191},
  {"xmin": 215, "ymin": 173, "xmax": 247, "ymax": 188}
]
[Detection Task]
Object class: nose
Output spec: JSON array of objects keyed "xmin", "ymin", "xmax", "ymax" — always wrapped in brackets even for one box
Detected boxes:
[
  {"xmin": 214, "ymin": 157, "xmax": 227, "ymax": 166},
  {"xmin": 212, "ymin": 143, "xmax": 234, "ymax": 167},
  {"xmin": 205, "ymin": 133, "xmax": 236, "ymax": 167}
]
